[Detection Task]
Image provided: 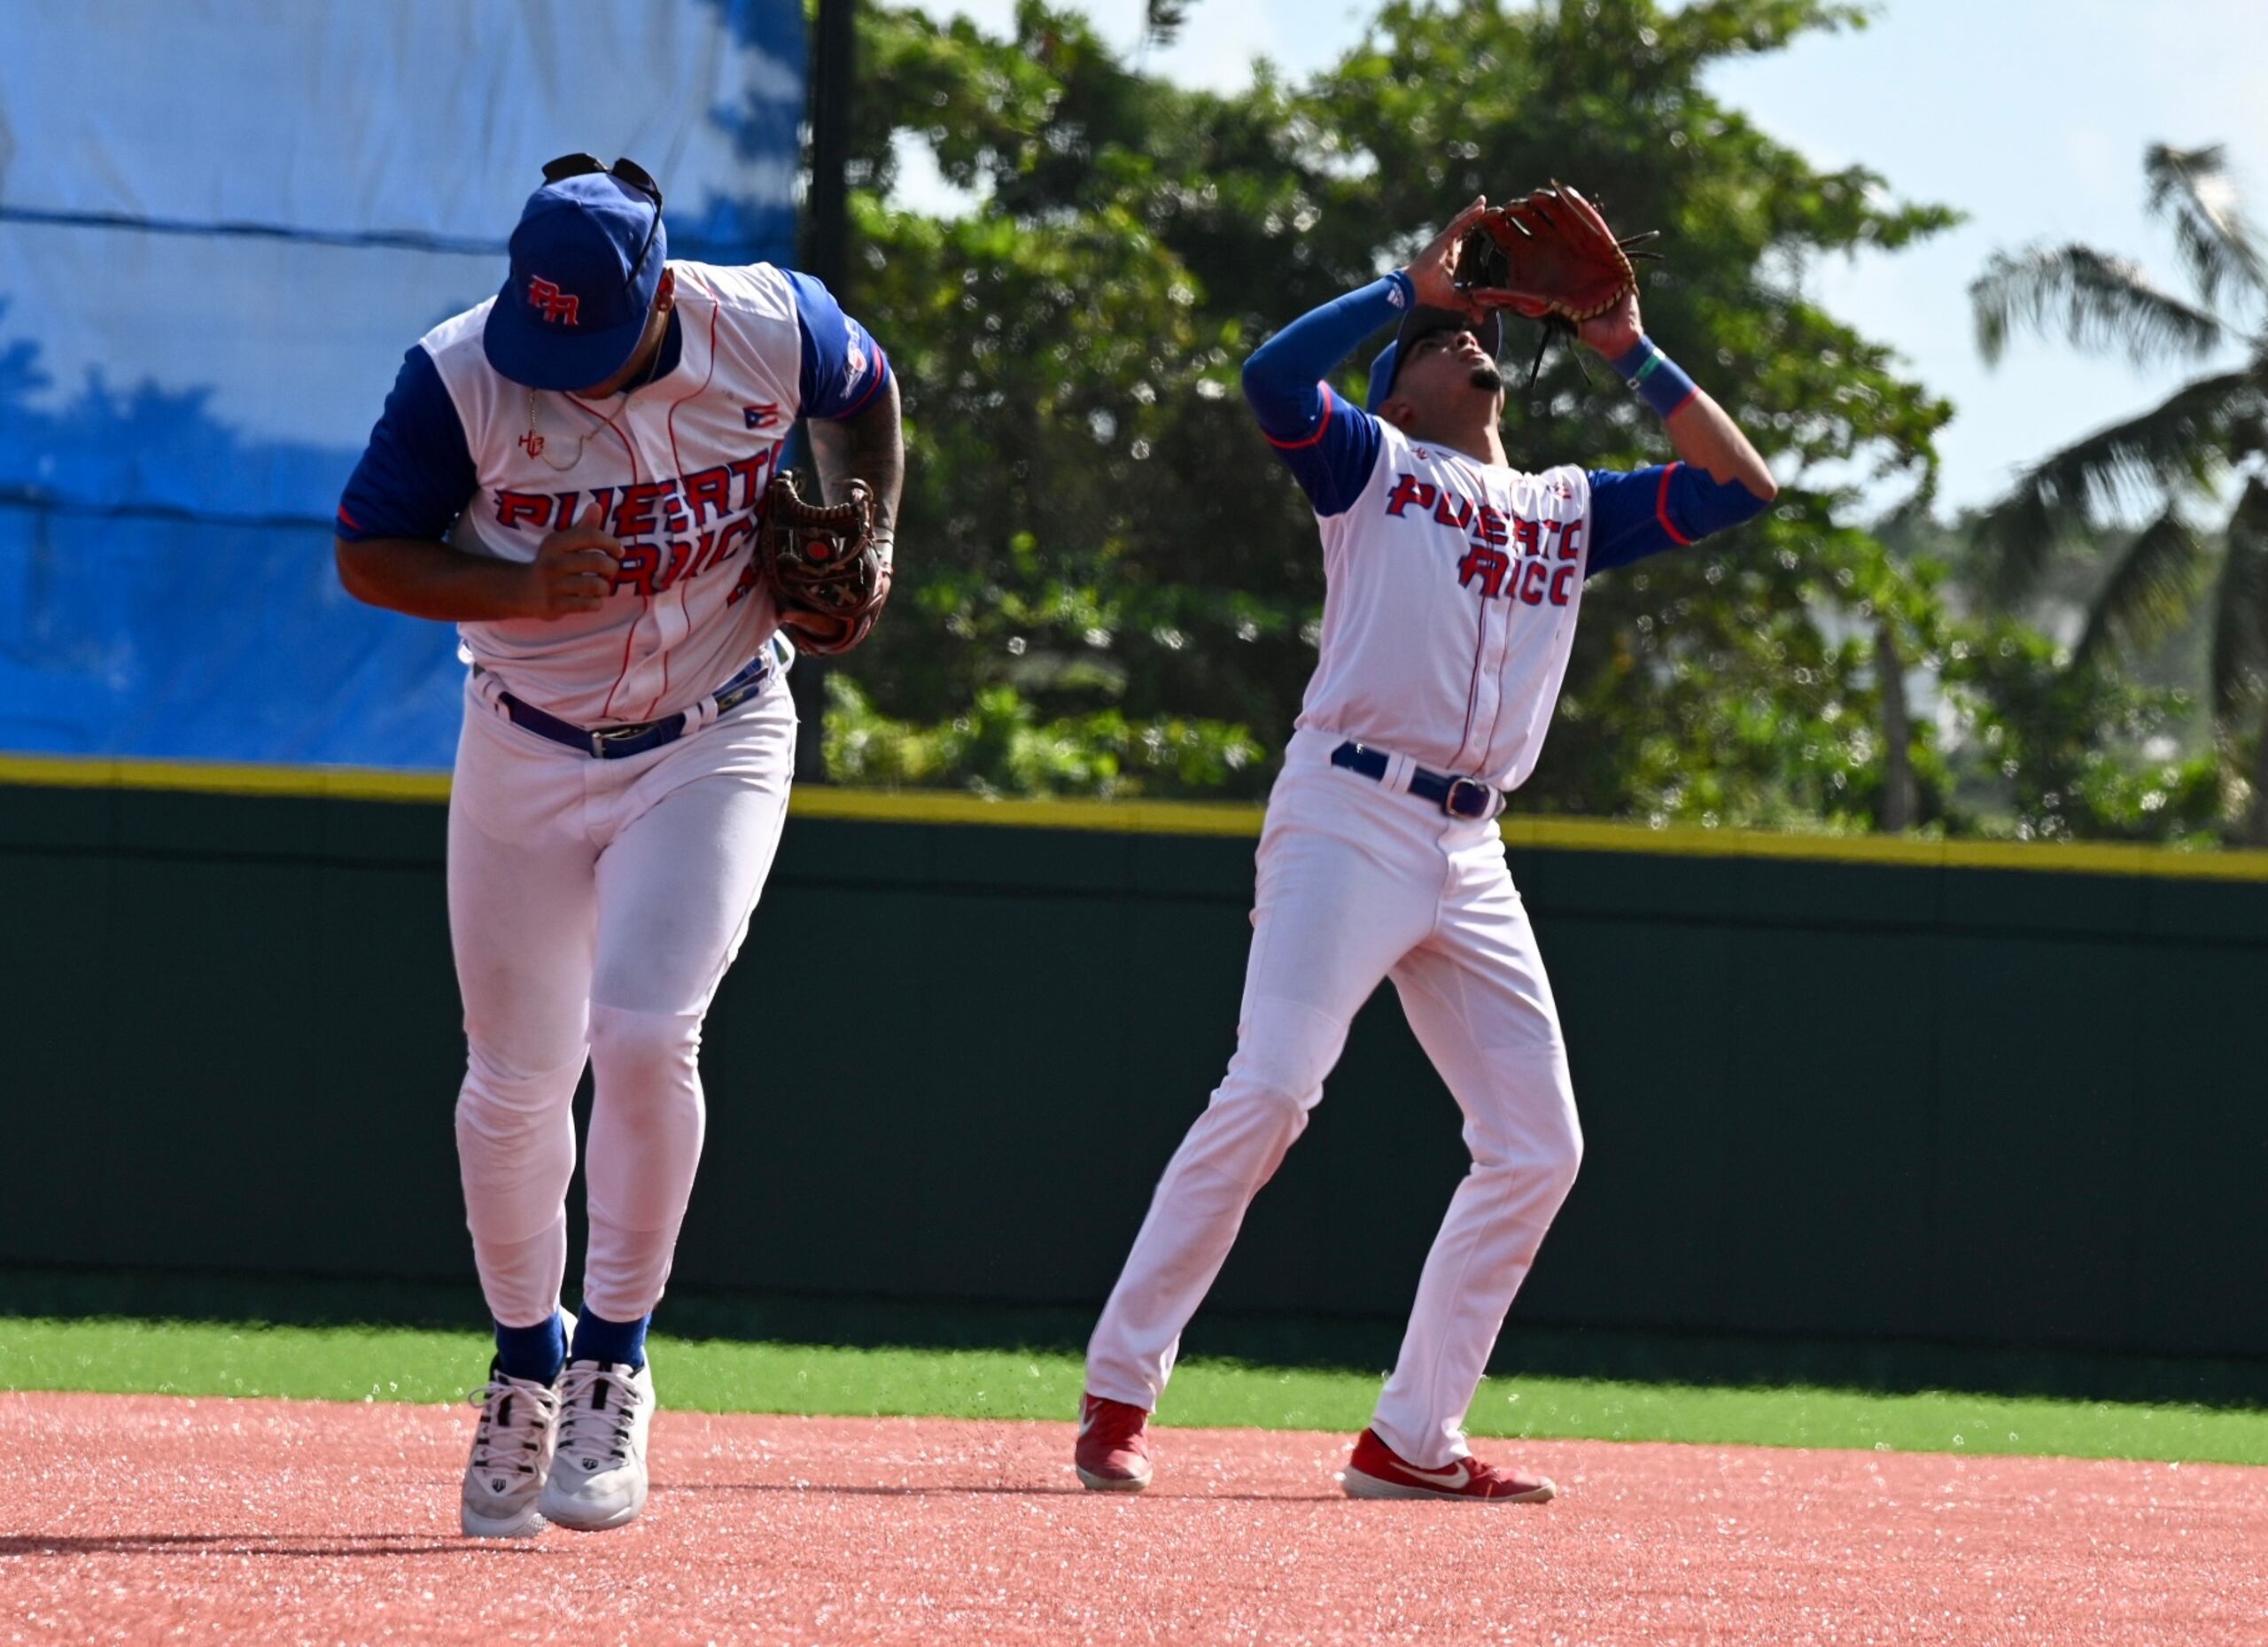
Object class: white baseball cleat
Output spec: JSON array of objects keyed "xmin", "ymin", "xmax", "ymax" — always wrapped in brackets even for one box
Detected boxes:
[
  {"xmin": 459, "ymin": 1366, "xmax": 566, "ymax": 1538},
  {"xmin": 537, "ymin": 1358, "xmax": 656, "ymax": 1531}
]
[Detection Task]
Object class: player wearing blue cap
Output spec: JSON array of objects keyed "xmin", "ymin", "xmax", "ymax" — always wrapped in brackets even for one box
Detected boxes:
[
  {"xmin": 1076, "ymin": 198, "xmax": 1776, "ymax": 1501},
  {"xmin": 334, "ymin": 155, "xmax": 901, "ymax": 1536}
]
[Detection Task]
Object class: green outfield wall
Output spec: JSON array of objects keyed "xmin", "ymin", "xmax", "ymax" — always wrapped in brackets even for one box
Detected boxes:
[{"xmin": 4, "ymin": 759, "xmax": 2264, "ymax": 1363}]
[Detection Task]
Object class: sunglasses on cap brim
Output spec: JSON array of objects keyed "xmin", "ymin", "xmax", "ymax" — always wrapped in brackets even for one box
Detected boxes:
[{"xmin": 541, "ymin": 153, "xmax": 664, "ymax": 298}]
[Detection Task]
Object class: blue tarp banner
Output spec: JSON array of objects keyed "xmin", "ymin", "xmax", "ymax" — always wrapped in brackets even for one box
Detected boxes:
[{"xmin": 0, "ymin": 0, "xmax": 804, "ymax": 766}]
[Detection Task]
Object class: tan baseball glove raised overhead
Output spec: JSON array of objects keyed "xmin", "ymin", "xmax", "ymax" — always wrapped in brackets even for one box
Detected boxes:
[{"xmin": 1456, "ymin": 181, "xmax": 1659, "ymax": 322}]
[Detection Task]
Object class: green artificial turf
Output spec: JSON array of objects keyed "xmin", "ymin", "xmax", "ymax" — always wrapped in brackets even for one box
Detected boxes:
[{"xmin": 4, "ymin": 1316, "xmax": 2264, "ymax": 1465}]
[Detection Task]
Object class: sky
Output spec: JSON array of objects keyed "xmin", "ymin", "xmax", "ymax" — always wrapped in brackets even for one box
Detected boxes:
[{"xmin": 905, "ymin": 0, "xmax": 2267, "ymax": 514}]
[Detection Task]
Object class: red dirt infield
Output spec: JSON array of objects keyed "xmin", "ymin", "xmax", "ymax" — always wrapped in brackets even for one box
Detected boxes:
[{"xmin": 3, "ymin": 1391, "xmax": 2262, "ymax": 1645}]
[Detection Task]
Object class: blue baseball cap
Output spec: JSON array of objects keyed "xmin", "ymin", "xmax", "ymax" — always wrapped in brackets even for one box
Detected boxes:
[
  {"xmin": 1365, "ymin": 304, "xmax": 1503, "ymax": 413},
  {"xmin": 483, "ymin": 171, "xmax": 667, "ymax": 391}
]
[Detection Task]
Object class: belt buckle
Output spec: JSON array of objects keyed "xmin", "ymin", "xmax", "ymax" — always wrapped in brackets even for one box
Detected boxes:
[
  {"xmin": 589, "ymin": 723, "xmax": 649, "ymax": 757},
  {"xmin": 1442, "ymin": 776, "xmax": 1494, "ymax": 820}
]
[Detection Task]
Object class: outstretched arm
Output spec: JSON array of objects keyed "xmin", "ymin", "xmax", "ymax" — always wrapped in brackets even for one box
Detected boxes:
[
  {"xmin": 1243, "ymin": 197, "xmax": 1494, "ymax": 439},
  {"xmin": 1655, "ymin": 378, "xmax": 1777, "ymax": 501},
  {"xmin": 1243, "ymin": 198, "xmax": 1495, "ymax": 516},
  {"xmin": 1578, "ymin": 292, "xmax": 1777, "ymax": 502},
  {"xmin": 1239, "ymin": 276, "xmax": 1408, "ymax": 439},
  {"xmin": 1239, "ymin": 284, "xmax": 1397, "ymax": 517},
  {"xmin": 1551, "ymin": 290, "xmax": 1779, "ymax": 578}
]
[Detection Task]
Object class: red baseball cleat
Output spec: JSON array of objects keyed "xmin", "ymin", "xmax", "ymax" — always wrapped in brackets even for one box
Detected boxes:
[
  {"xmin": 1074, "ymin": 1393, "xmax": 1153, "ymax": 1492},
  {"xmin": 1341, "ymin": 1427, "xmax": 1557, "ymax": 1503}
]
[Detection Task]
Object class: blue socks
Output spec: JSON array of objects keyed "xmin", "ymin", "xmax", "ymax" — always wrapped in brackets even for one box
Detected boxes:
[
  {"xmin": 570, "ymin": 1309, "xmax": 651, "ymax": 1371},
  {"xmin": 492, "ymin": 1307, "xmax": 651, "ymax": 1379},
  {"xmin": 493, "ymin": 1311, "xmax": 567, "ymax": 1384}
]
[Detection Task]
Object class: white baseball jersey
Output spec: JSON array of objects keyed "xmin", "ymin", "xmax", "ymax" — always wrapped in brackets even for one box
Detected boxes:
[
  {"xmin": 340, "ymin": 220, "xmax": 897, "ymax": 1412},
  {"xmin": 1086, "ymin": 391, "xmax": 1611, "ymax": 1478},
  {"xmin": 1301, "ymin": 422, "xmax": 1592, "ymax": 793},
  {"xmin": 1247, "ymin": 273, "xmax": 1763, "ymax": 796},
  {"xmin": 1087, "ymin": 274, "xmax": 1769, "ymax": 1470},
  {"xmin": 339, "ymin": 259, "xmax": 891, "ymax": 726}
]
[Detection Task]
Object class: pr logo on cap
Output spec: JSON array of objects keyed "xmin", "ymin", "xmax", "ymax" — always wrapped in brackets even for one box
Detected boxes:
[
  {"xmin": 527, "ymin": 276, "xmax": 581, "ymax": 326},
  {"xmin": 486, "ymin": 164, "xmax": 666, "ymax": 390}
]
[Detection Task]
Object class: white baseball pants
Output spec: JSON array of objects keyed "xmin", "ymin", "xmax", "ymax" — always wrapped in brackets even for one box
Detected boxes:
[
  {"xmin": 447, "ymin": 669, "xmax": 795, "ymax": 1329},
  {"xmin": 1085, "ymin": 726, "xmax": 1583, "ymax": 1468}
]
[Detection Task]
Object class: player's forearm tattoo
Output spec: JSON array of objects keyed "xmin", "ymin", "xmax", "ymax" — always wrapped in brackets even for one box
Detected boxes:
[{"xmin": 811, "ymin": 383, "xmax": 905, "ymax": 536}]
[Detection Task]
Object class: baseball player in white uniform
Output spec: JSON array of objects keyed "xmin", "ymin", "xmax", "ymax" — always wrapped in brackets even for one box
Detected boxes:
[
  {"xmin": 333, "ymin": 155, "xmax": 901, "ymax": 1536},
  {"xmin": 1075, "ymin": 198, "xmax": 1776, "ymax": 1501}
]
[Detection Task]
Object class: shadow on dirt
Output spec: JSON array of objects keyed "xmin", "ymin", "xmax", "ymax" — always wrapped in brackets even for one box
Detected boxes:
[{"xmin": 0, "ymin": 1532, "xmax": 532, "ymax": 1558}]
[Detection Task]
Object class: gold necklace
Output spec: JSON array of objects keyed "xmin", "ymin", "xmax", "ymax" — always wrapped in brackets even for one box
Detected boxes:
[
  {"xmin": 516, "ymin": 340, "xmax": 668, "ymax": 471},
  {"xmin": 520, "ymin": 389, "xmax": 605, "ymax": 471}
]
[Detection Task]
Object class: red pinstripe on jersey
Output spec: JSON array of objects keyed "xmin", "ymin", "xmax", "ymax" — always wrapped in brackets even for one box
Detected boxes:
[
  {"xmin": 643, "ymin": 289, "xmax": 726, "ymax": 720},
  {"xmin": 563, "ymin": 394, "xmax": 645, "ymax": 721},
  {"xmin": 409, "ymin": 262, "xmax": 817, "ymax": 729}
]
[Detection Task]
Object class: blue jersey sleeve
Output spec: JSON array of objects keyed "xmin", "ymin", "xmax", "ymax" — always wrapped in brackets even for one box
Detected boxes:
[
  {"xmin": 336, "ymin": 346, "xmax": 478, "ymax": 542},
  {"xmin": 1241, "ymin": 275, "xmax": 1408, "ymax": 517},
  {"xmin": 1255, "ymin": 386, "xmax": 1381, "ymax": 517},
  {"xmin": 1585, "ymin": 463, "xmax": 1772, "ymax": 578},
  {"xmin": 782, "ymin": 268, "xmax": 892, "ymax": 421}
]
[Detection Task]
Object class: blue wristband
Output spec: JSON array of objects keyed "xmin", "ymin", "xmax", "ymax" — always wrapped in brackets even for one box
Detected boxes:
[{"xmin": 1612, "ymin": 336, "xmax": 1699, "ymax": 419}]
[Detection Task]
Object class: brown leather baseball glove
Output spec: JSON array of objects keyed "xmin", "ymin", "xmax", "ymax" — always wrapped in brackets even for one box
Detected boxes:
[
  {"xmin": 1456, "ymin": 182, "xmax": 1658, "ymax": 323},
  {"xmin": 758, "ymin": 470, "xmax": 892, "ymax": 656}
]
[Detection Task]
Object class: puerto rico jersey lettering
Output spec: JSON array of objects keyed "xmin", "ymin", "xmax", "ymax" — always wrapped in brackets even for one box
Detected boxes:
[
  {"xmin": 338, "ymin": 260, "xmax": 890, "ymax": 726},
  {"xmin": 1240, "ymin": 271, "xmax": 1769, "ymax": 797},
  {"xmin": 1303, "ymin": 422, "xmax": 1592, "ymax": 793}
]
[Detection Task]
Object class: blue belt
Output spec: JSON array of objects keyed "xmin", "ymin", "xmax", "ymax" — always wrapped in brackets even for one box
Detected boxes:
[
  {"xmin": 493, "ymin": 649, "xmax": 776, "ymax": 759},
  {"xmin": 1330, "ymin": 741, "xmax": 1500, "ymax": 820}
]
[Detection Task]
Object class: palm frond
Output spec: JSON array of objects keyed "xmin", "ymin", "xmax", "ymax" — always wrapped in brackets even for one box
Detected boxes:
[
  {"xmin": 1144, "ymin": 0, "xmax": 1192, "ymax": 48},
  {"xmin": 2210, "ymin": 476, "xmax": 2268, "ymax": 722},
  {"xmin": 1970, "ymin": 369, "xmax": 2253, "ymax": 597},
  {"xmin": 1967, "ymin": 476, "xmax": 2074, "ymax": 602},
  {"xmin": 2074, "ymin": 505, "xmax": 2211, "ymax": 661},
  {"xmin": 2145, "ymin": 143, "xmax": 2268, "ymax": 310},
  {"xmin": 1971, "ymin": 245, "xmax": 2225, "ymax": 368},
  {"xmin": 2233, "ymin": 409, "xmax": 2268, "ymax": 465}
]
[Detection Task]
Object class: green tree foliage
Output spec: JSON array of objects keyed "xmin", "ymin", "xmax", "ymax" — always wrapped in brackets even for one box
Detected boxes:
[
  {"xmin": 1938, "ymin": 618, "xmax": 2223, "ymax": 844},
  {"xmin": 824, "ymin": 0, "xmax": 1984, "ymax": 827},
  {"xmin": 1969, "ymin": 144, "xmax": 2268, "ymax": 841}
]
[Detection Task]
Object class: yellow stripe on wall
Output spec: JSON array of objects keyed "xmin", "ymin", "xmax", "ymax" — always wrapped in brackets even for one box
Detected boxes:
[
  {"xmin": 0, "ymin": 752, "xmax": 453, "ymax": 804},
  {"xmin": 1495, "ymin": 813, "xmax": 2268, "ymax": 882},
  {"xmin": 3, "ymin": 750, "xmax": 2265, "ymax": 883},
  {"xmin": 787, "ymin": 784, "xmax": 1267, "ymax": 837}
]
